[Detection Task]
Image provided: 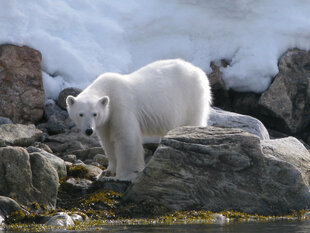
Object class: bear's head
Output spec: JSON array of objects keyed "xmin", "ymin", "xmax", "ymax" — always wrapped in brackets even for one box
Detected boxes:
[{"xmin": 66, "ymin": 95, "xmax": 110, "ymax": 136}]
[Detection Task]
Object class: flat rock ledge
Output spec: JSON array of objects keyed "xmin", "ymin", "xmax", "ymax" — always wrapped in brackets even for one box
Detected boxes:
[
  {"xmin": 124, "ymin": 126, "xmax": 310, "ymax": 216},
  {"xmin": 0, "ymin": 124, "xmax": 43, "ymax": 147}
]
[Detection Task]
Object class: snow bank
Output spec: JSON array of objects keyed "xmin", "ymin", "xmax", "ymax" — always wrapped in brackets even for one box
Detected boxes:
[{"xmin": 1, "ymin": 0, "xmax": 310, "ymax": 99}]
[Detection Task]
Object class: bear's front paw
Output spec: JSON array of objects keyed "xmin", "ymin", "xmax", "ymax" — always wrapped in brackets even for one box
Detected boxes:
[{"xmin": 96, "ymin": 169, "xmax": 116, "ymax": 181}]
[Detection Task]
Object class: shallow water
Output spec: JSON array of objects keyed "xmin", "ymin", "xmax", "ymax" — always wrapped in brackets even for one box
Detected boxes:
[
  {"xmin": 3, "ymin": 220, "xmax": 310, "ymax": 233},
  {"xmin": 88, "ymin": 221, "xmax": 310, "ymax": 233}
]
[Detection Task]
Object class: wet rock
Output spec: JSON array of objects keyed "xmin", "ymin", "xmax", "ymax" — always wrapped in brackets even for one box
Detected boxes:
[
  {"xmin": 208, "ymin": 107, "xmax": 270, "ymax": 140},
  {"xmin": 0, "ymin": 147, "xmax": 58, "ymax": 208},
  {"xmin": 0, "ymin": 117, "xmax": 12, "ymax": 125},
  {"xmin": 57, "ymin": 87, "xmax": 82, "ymax": 110},
  {"xmin": 0, "ymin": 196, "xmax": 24, "ymax": 218},
  {"xmin": 46, "ymin": 212, "xmax": 74, "ymax": 226},
  {"xmin": 0, "ymin": 124, "xmax": 43, "ymax": 147},
  {"xmin": 124, "ymin": 126, "xmax": 310, "ymax": 215},
  {"xmin": 27, "ymin": 146, "xmax": 67, "ymax": 179},
  {"xmin": 0, "ymin": 44, "xmax": 44, "ymax": 123},
  {"xmin": 70, "ymin": 213, "xmax": 88, "ymax": 223},
  {"xmin": 259, "ymin": 49, "xmax": 310, "ymax": 134}
]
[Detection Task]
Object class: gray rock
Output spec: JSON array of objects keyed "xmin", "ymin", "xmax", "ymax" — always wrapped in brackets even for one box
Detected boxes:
[
  {"xmin": 259, "ymin": 49, "xmax": 310, "ymax": 134},
  {"xmin": 27, "ymin": 146, "xmax": 67, "ymax": 179},
  {"xmin": 124, "ymin": 126, "xmax": 310, "ymax": 215},
  {"xmin": 29, "ymin": 152, "xmax": 59, "ymax": 208},
  {"xmin": 46, "ymin": 212, "xmax": 74, "ymax": 226},
  {"xmin": 62, "ymin": 178, "xmax": 93, "ymax": 193},
  {"xmin": 83, "ymin": 164, "xmax": 102, "ymax": 179},
  {"xmin": 0, "ymin": 147, "xmax": 58, "ymax": 208},
  {"xmin": 57, "ymin": 87, "xmax": 82, "ymax": 110},
  {"xmin": 0, "ymin": 196, "xmax": 24, "ymax": 217},
  {"xmin": 0, "ymin": 124, "xmax": 43, "ymax": 147},
  {"xmin": 70, "ymin": 213, "xmax": 88, "ymax": 223},
  {"xmin": 43, "ymin": 101, "xmax": 69, "ymax": 135},
  {"xmin": 261, "ymin": 137, "xmax": 310, "ymax": 186},
  {"xmin": 46, "ymin": 115, "xmax": 67, "ymax": 135},
  {"xmin": 62, "ymin": 154, "xmax": 77, "ymax": 163},
  {"xmin": 44, "ymin": 100, "xmax": 68, "ymax": 121},
  {"xmin": 208, "ymin": 107, "xmax": 270, "ymax": 140},
  {"xmin": 71, "ymin": 147, "xmax": 105, "ymax": 161},
  {"xmin": 93, "ymin": 179, "xmax": 131, "ymax": 194},
  {"xmin": 0, "ymin": 117, "xmax": 12, "ymax": 125},
  {"xmin": 93, "ymin": 154, "xmax": 109, "ymax": 167},
  {"xmin": 44, "ymin": 127, "xmax": 101, "ymax": 155}
]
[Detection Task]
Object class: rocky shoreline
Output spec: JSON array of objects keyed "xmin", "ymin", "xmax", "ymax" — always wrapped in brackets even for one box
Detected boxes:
[{"xmin": 1, "ymin": 44, "xmax": 310, "ymax": 229}]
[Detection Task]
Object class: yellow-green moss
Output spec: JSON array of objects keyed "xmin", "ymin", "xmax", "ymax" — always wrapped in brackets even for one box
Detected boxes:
[
  {"xmin": 80, "ymin": 190, "xmax": 122, "ymax": 208},
  {"xmin": 67, "ymin": 165, "xmax": 88, "ymax": 178}
]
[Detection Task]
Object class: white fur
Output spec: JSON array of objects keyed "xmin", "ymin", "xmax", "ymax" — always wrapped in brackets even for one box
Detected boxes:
[{"xmin": 66, "ymin": 59, "xmax": 211, "ymax": 181}]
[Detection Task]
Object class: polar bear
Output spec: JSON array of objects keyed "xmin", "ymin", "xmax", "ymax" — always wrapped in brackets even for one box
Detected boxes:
[{"xmin": 66, "ymin": 59, "xmax": 211, "ymax": 181}]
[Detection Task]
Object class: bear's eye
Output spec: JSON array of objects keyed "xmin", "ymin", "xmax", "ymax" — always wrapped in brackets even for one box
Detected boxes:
[
  {"xmin": 79, "ymin": 113, "xmax": 84, "ymax": 117},
  {"xmin": 93, "ymin": 113, "xmax": 97, "ymax": 117}
]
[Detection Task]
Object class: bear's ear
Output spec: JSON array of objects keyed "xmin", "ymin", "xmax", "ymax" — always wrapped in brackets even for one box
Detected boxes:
[
  {"xmin": 99, "ymin": 96, "xmax": 109, "ymax": 107},
  {"xmin": 66, "ymin": 95, "xmax": 76, "ymax": 107}
]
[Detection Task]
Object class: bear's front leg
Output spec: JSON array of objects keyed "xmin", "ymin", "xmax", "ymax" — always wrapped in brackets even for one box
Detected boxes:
[
  {"xmin": 97, "ymin": 134, "xmax": 117, "ymax": 179},
  {"xmin": 113, "ymin": 128, "xmax": 145, "ymax": 181}
]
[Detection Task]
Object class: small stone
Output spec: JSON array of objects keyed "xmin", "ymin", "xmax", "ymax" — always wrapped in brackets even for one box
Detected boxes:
[
  {"xmin": 62, "ymin": 178, "xmax": 92, "ymax": 193},
  {"xmin": 93, "ymin": 154, "xmax": 109, "ymax": 167},
  {"xmin": 0, "ymin": 117, "xmax": 13, "ymax": 125},
  {"xmin": 62, "ymin": 154, "xmax": 77, "ymax": 163}
]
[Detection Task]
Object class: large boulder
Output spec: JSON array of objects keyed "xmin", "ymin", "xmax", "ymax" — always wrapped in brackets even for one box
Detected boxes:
[
  {"xmin": 259, "ymin": 49, "xmax": 310, "ymax": 134},
  {"xmin": 0, "ymin": 124, "xmax": 43, "ymax": 147},
  {"xmin": 208, "ymin": 107, "xmax": 269, "ymax": 140},
  {"xmin": 124, "ymin": 126, "xmax": 310, "ymax": 215},
  {"xmin": 0, "ymin": 44, "xmax": 44, "ymax": 124},
  {"xmin": 0, "ymin": 147, "xmax": 58, "ymax": 208}
]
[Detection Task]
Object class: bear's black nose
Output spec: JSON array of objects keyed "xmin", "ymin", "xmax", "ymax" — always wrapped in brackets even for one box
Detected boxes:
[{"xmin": 85, "ymin": 128, "xmax": 93, "ymax": 136}]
